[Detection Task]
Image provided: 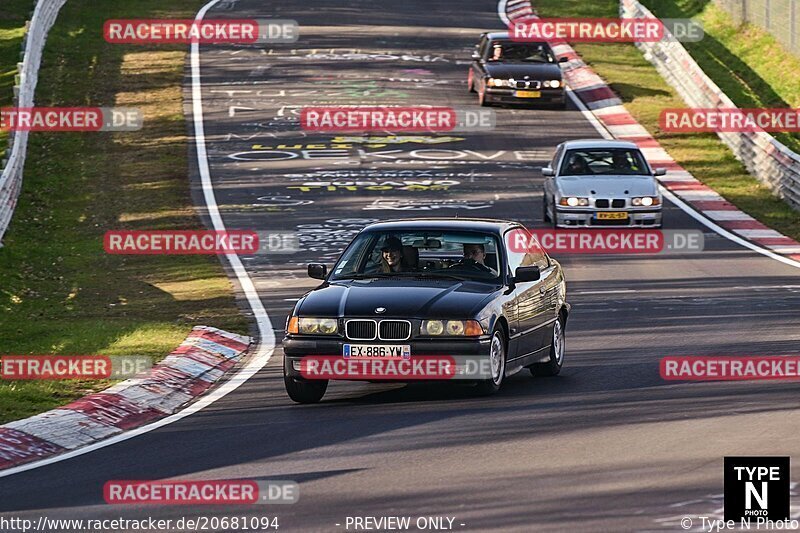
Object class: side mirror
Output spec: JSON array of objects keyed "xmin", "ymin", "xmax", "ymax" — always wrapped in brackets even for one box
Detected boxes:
[
  {"xmin": 471, "ymin": 51, "xmax": 480, "ymax": 60},
  {"xmin": 653, "ymin": 168, "xmax": 667, "ymax": 176},
  {"xmin": 558, "ymin": 56, "xmax": 569, "ymax": 63},
  {"xmin": 541, "ymin": 167, "xmax": 555, "ymax": 176},
  {"xmin": 514, "ymin": 265, "xmax": 541, "ymax": 283},
  {"xmin": 308, "ymin": 263, "xmax": 327, "ymax": 280}
]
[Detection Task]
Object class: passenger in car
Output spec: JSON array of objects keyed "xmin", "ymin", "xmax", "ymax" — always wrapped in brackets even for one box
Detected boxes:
[{"xmin": 379, "ymin": 237, "xmax": 417, "ymax": 273}]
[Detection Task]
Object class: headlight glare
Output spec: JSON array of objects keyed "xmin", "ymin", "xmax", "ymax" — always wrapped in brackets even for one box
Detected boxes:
[
  {"xmin": 559, "ymin": 196, "xmax": 589, "ymax": 207},
  {"xmin": 544, "ymin": 80, "xmax": 561, "ymax": 88},
  {"xmin": 632, "ymin": 196, "xmax": 660, "ymax": 207}
]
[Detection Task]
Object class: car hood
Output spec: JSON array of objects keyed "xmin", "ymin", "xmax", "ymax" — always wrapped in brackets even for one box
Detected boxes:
[
  {"xmin": 483, "ymin": 62, "xmax": 562, "ymax": 80},
  {"xmin": 556, "ymin": 175, "xmax": 659, "ymax": 197},
  {"xmin": 297, "ymin": 278, "xmax": 498, "ymax": 319}
]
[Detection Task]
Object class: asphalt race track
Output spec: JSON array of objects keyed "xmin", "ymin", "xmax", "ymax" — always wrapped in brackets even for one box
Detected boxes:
[{"xmin": 2, "ymin": 0, "xmax": 799, "ymax": 531}]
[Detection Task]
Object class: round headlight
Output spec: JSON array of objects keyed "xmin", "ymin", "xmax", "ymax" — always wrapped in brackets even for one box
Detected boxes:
[
  {"xmin": 319, "ymin": 319, "xmax": 337, "ymax": 334},
  {"xmin": 566, "ymin": 197, "xmax": 580, "ymax": 207},
  {"xmin": 304, "ymin": 320, "xmax": 319, "ymax": 333},
  {"xmin": 641, "ymin": 196, "xmax": 654, "ymax": 207},
  {"xmin": 425, "ymin": 320, "xmax": 444, "ymax": 335},
  {"xmin": 446, "ymin": 321, "xmax": 465, "ymax": 335},
  {"xmin": 550, "ymin": 80, "xmax": 561, "ymax": 88}
]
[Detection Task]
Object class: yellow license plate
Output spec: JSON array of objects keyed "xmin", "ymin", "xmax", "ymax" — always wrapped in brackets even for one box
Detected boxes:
[
  {"xmin": 596, "ymin": 212, "xmax": 628, "ymax": 220},
  {"xmin": 515, "ymin": 90, "xmax": 541, "ymax": 98}
]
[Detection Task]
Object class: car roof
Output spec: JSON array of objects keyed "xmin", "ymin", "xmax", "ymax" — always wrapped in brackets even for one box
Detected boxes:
[
  {"xmin": 485, "ymin": 31, "xmax": 510, "ymax": 40},
  {"xmin": 485, "ymin": 32, "xmax": 549, "ymax": 46},
  {"xmin": 362, "ymin": 218, "xmax": 520, "ymax": 234},
  {"xmin": 561, "ymin": 139, "xmax": 640, "ymax": 150}
]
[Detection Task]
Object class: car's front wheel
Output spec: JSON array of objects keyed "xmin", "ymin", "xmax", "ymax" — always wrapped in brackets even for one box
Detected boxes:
[
  {"xmin": 531, "ymin": 315, "xmax": 565, "ymax": 377},
  {"xmin": 284, "ymin": 358, "xmax": 328, "ymax": 403},
  {"xmin": 474, "ymin": 327, "xmax": 506, "ymax": 395}
]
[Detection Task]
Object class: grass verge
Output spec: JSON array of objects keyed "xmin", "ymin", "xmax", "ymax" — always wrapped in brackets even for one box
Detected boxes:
[
  {"xmin": 0, "ymin": 0, "xmax": 33, "ymax": 154},
  {"xmin": 0, "ymin": 0, "xmax": 249, "ymax": 424},
  {"xmin": 534, "ymin": 0, "xmax": 800, "ymax": 241}
]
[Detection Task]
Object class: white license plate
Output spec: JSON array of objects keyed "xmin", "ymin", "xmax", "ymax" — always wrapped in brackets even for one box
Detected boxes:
[{"xmin": 343, "ymin": 344, "xmax": 411, "ymax": 359}]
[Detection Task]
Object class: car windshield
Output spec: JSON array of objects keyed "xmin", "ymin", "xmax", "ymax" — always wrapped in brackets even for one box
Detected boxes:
[
  {"xmin": 487, "ymin": 41, "xmax": 554, "ymax": 63},
  {"xmin": 559, "ymin": 148, "xmax": 650, "ymax": 176},
  {"xmin": 330, "ymin": 230, "xmax": 502, "ymax": 282}
]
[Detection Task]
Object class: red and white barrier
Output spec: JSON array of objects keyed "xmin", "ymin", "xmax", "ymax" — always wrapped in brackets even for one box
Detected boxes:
[{"xmin": 0, "ymin": 326, "xmax": 250, "ymax": 470}]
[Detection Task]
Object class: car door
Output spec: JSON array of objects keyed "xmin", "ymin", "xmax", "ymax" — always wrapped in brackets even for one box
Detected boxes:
[{"xmin": 503, "ymin": 228, "xmax": 552, "ymax": 361}]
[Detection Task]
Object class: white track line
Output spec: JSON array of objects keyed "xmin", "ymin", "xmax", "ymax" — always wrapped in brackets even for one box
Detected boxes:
[{"xmin": 0, "ymin": 0, "xmax": 276, "ymax": 479}]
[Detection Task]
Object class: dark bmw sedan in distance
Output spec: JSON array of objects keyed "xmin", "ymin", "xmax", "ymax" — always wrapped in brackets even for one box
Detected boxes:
[
  {"xmin": 468, "ymin": 31, "xmax": 568, "ymax": 108},
  {"xmin": 283, "ymin": 219, "xmax": 570, "ymax": 403}
]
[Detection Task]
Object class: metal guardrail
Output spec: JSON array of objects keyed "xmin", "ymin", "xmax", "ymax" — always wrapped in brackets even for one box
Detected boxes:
[
  {"xmin": 0, "ymin": 0, "xmax": 68, "ymax": 245},
  {"xmin": 621, "ymin": 0, "xmax": 800, "ymax": 211}
]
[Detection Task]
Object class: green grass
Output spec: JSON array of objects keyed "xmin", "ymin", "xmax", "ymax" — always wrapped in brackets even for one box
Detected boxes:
[
  {"xmin": 644, "ymin": 0, "xmax": 800, "ymax": 153},
  {"xmin": 0, "ymin": 0, "xmax": 249, "ymax": 424},
  {"xmin": 0, "ymin": 0, "xmax": 33, "ymax": 154},
  {"xmin": 533, "ymin": 0, "xmax": 800, "ymax": 241}
]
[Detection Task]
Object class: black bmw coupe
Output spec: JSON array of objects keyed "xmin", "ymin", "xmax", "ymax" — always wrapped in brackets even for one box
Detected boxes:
[
  {"xmin": 283, "ymin": 218, "xmax": 570, "ymax": 403},
  {"xmin": 468, "ymin": 32, "xmax": 568, "ymax": 108}
]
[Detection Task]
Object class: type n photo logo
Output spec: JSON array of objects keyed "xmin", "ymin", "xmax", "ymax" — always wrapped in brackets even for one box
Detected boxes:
[{"xmin": 724, "ymin": 457, "xmax": 790, "ymax": 521}]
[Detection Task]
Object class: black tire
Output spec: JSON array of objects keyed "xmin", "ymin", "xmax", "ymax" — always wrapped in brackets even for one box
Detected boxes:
[
  {"xmin": 474, "ymin": 326, "xmax": 507, "ymax": 395},
  {"xmin": 284, "ymin": 358, "xmax": 328, "ymax": 403},
  {"xmin": 468, "ymin": 70, "xmax": 476, "ymax": 93},
  {"xmin": 531, "ymin": 315, "xmax": 565, "ymax": 377},
  {"xmin": 550, "ymin": 197, "xmax": 559, "ymax": 228}
]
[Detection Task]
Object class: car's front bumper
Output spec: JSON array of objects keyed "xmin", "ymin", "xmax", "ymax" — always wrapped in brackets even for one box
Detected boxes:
[
  {"xmin": 283, "ymin": 336, "xmax": 493, "ymax": 381},
  {"xmin": 485, "ymin": 87, "xmax": 565, "ymax": 105},
  {"xmin": 554, "ymin": 207, "xmax": 662, "ymax": 228}
]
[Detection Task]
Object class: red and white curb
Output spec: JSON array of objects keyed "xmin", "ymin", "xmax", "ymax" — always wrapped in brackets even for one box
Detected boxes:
[
  {"xmin": 0, "ymin": 326, "xmax": 250, "ymax": 471},
  {"xmin": 505, "ymin": 2, "xmax": 800, "ymax": 264}
]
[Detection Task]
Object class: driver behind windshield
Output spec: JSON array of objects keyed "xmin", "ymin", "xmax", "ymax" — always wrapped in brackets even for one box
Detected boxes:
[{"xmin": 452, "ymin": 243, "xmax": 497, "ymax": 275}]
